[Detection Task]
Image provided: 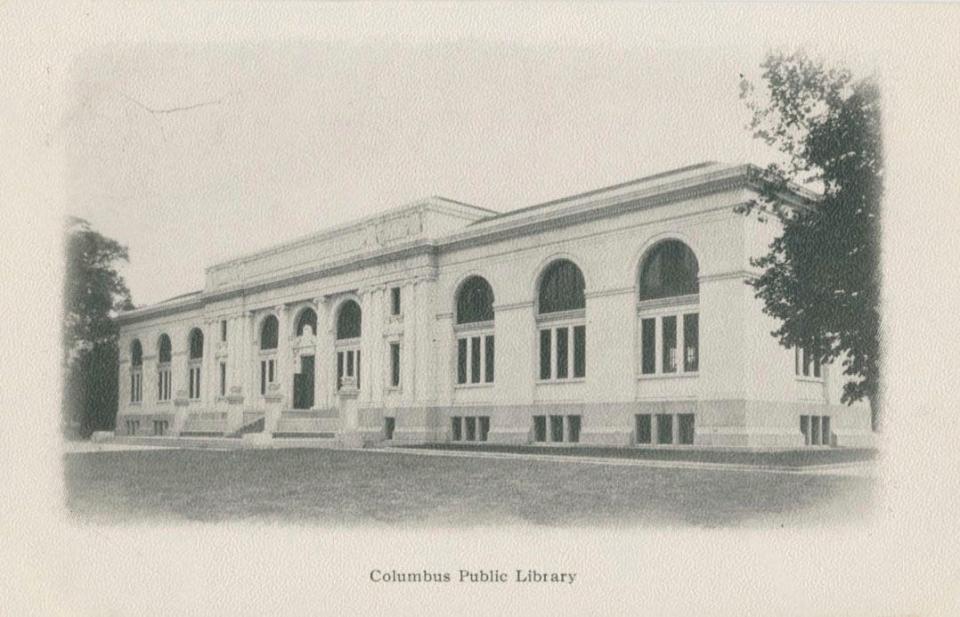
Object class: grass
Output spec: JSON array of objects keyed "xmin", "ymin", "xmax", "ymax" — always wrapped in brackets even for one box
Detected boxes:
[
  {"xmin": 64, "ymin": 448, "xmax": 874, "ymax": 527},
  {"xmin": 399, "ymin": 444, "xmax": 877, "ymax": 467}
]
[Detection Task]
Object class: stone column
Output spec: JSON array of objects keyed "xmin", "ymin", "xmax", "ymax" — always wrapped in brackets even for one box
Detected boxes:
[
  {"xmin": 401, "ymin": 278, "xmax": 417, "ymax": 406},
  {"xmin": 413, "ymin": 275, "xmax": 437, "ymax": 405},
  {"xmin": 240, "ymin": 309, "xmax": 254, "ymax": 405},
  {"xmin": 171, "ymin": 349, "xmax": 189, "ymax": 436},
  {"xmin": 369, "ymin": 285, "xmax": 385, "ymax": 407},
  {"xmin": 359, "ymin": 288, "xmax": 374, "ymax": 405},
  {"xmin": 315, "ymin": 296, "xmax": 330, "ymax": 409}
]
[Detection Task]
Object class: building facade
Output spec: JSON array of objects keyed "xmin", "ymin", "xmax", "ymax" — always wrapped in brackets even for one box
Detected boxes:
[{"xmin": 114, "ymin": 162, "xmax": 874, "ymax": 448}]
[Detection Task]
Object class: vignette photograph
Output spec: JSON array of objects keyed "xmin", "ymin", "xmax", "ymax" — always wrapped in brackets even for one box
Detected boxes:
[{"xmin": 2, "ymin": 2, "xmax": 960, "ymax": 616}]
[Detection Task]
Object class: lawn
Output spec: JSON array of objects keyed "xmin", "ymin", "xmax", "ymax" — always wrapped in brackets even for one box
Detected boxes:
[
  {"xmin": 401, "ymin": 443, "xmax": 877, "ymax": 467},
  {"xmin": 64, "ymin": 448, "xmax": 874, "ymax": 527}
]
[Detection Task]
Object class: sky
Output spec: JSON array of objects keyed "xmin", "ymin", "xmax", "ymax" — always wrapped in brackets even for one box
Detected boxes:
[{"xmin": 63, "ymin": 36, "xmax": 784, "ymax": 306}]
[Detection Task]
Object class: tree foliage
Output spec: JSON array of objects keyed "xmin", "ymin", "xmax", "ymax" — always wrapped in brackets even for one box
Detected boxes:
[
  {"xmin": 738, "ymin": 51, "xmax": 882, "ymax": 429},
  {"xmin": 63, "ymin": 217, "xmax": 134, "ymax": 436}
]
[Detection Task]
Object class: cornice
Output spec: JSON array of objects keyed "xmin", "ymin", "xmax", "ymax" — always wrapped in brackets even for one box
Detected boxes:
[{"xmin": 117, "ymin": 164, "xmax": 799, "ymax": 329}]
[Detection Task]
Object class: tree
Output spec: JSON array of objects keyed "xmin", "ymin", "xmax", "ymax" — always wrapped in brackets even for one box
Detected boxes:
[
  {"xmin": 63, "ymin": 217, "xmax": 135, "ymax": 437},
  {"xmin": 738, "ymin": 51, "xmax": 883, "ymax": 430}
]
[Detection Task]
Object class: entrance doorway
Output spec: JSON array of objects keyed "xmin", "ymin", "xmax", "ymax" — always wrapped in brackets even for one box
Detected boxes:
[{"xmin": 293, "ymin": 354, "xmax": 315, "ymax": 409}]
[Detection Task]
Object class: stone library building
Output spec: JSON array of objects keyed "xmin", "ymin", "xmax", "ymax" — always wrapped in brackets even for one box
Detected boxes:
[{"xmin": 115, "ymin": 162, "xmax": 873, "ymax": 448}]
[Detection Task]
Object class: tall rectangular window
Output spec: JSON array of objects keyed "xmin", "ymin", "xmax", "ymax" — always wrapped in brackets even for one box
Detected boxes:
[
  {"xmin": 567, "ymin": 415, "xmax": 581, "ymax": 443},
  {"xmin": 219, "ymin": 362, "xmax": 227, "ymax": 396},
  {"xmin": 479, "ymin": 416, "xmax": 490, "ymax": 442},
  {"xmin": 220, "ymin": 319, "xmax": 227, "ymax": 342},
  {"xmin": 533, "ymin": 416, "xmax": 547, "ymax": 442},
  {"xmin": 451, "ymin": 417, "xmax": 462, "ymax": 441},
  {"xmin": 457, "ymin": 338, "xmax": 468, "ymax": 385},
  {"xmin": 796, "ymin": 347, "xmax": 823, "ymax": 379},
  {"xmin": 470, "ymin": 336, "xmax": 481, "ymax": 383},
  {"xmin": 539, "ymin": 329, "xmax": 552, "ymax": 380},
  {"xmin": 641, "ymin": 318, "xmax": 656, "ymax": 374},
  {"xmin": 390, "ymin": 342, "xmax": 401, "ymax": 387},
  {"xmin": 465, "ymin": 416, "xmax": 477, "ymax": 441},
  {"xmin": 573, "ymin": 325, "xmax": 586, "ymax": 378},
  {"xmin": 484, "ymin": 335, "xmax": 495, "ymax": 383},
  {"xmin": 390, "ymin": 287, "xmax": 401, "ymax": 316},
  {"xmin": 683, "ymin": 313, "xmax": 699, "ymax": 372},
  {"xmin": 261, "ymin": 361, "xmax": 267, "ymax": 395},
  {"xmin": 678, "ymin": 414, "xmax": 695, "ymax": 445},
  {"xmin": 636, "ymin": 414, "xmax": 652, "ymax": 444},
  {"xmin": 657, "ymin": 413, "xmax": 673, "ymax": 444},
  {"xmin": 549, "ymin": 415, "xmax": 564, "ymax": 442},
  {"xmin": 556, "ymin": 327, "xmax": 569, "ymax": 379},
  {"xmin": 662, "ymin": 316, "xmax": 677, "ymax": 373}
]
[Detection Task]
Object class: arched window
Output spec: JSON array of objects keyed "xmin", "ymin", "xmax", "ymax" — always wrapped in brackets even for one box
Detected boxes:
[
  {"xmin": 335, "ymin": 300, "xmax": 362, "ymax": 391},
  {"xmin": 295, "ymin": 308, "xmax": 318, "ymax": 337},
  {"xmin": 129, "ymin": 340, "xmax": 143, "ymax": 403},
  {"xmin": 536, "ymin": 259, "xmax": 586, "ymax": 382},
  {"xmin": 189, "ymin": 328, "xmax": 204, "ymax": 359},
  {"xmin": 538, "ymin": 259, "xmax": 586, "ymax": 314},
  {"xmin": 260, "ymin": 315, "xmax": 279, "ymax": 350},
  {"xmin": 157, "ymin": 334, "xmax": 172, "ymax": 401},
  {"xmin": 638, "ymin": 240, "xmax": 699, "ymax": 301},
  {"xmin": 336, "ymin": 300, "xmax": 361, "ymax": 340},
  {"xmin": 187, "ymin": 328, "xmax": 204, "ymax": 400},
  {"xmin": 158, "ymin": 334, "xmax": 172, "ymax": 363},
  {"xmin": 130, "ymin": 339, "xmax": 143, "ymax": 367},
  {"xmin": 456, "ymin": 276, "xmax": 494, "ymax": 324},
  {"xmin": 637, "ymin": 240, "xmax": 700, "ymax": 381},
  {"xmin": 454, "ymin": 276, "xmax": 495, "ymax": 386}
]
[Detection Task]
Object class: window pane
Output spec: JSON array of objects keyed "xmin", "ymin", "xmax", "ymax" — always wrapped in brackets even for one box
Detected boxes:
[
  {"xmin": 479, "ymin": 416, "xmax": 490, "ymax": 442},
  {"xmin": 641, "ymin": 318, "xmax": 656, "ymax": 374},
  {"xmin": 556, "ymin": 327, "xmax": 569, "ymax": 379},
  {"xmin": 657, "ymin": 413, "xmax": 673, "ymax": 444},
  {"xmin": 567, "ymin": 415, "xmax": 581, "ymax": 443},
  {"xmin": 821, "ymin": 416, "xmax": 831, "ymax": 446},
  {"xmin": 336, "ymin": 300, "xmax": 362, "ymax": 339},
  {"xmin": 484, "ymin": 335, "xmax": 495, "ymax": 383},
  {"xmin": 451, "ymin": 417, "xmax": 462, "ymax": 441},
  {"xmin": 390, "ymin": 343, "xmax": 401, "ymax": 387},
  {"xmin": 465, "ymin": 416, "xmax": 477, "ymax": 441},
  {"xmin": 801, "ymin": 415, "xmax": 810, "ymax": 445},
  {"xmin": 220, "ymin": 362, "xmax": 226, "ymax": 396},
  {"xmin": 221, "ymin": 320, "xmax": 227, "ymax": 342},
  {"xmin": 539, "ymin": 329, "xmax": 552, "ymax": 380},
  {"xmin": 268, "ymin": 359, "xmax": 275, "ymax": 382},
  {"xmin": 678, "ymin": 414, "xmax": 695, "ymax": 445},
  {"xmin": 346, "ymin": 350, "xmax": 353, "ymax": 376},
  {"xmin": 813, "ymin": 355, "xmax": 821, "ymax": 378},
  {"xmin": 549, "ymin": 415, "xmax": 564, "ymax": 442},
  {"xmin": 391, "ymin": 287, "xmax": 401, "ymax": 315},
  {"xmin": 356, "ymin": 350, "xmax": 360, "ymax": 388},
  {"xmin": 457, "ymin": 338, "xmax": 467, "ymax": 384},
  {"xmin": 260, "ymin": 361, "xmax": 266, "ymax": 395},
  {"xmin": 533, "ymin": 416, "xmax": 547, "ymax": 442},
  {"xmin": 639, "ymin": 240, "xmax": 699, "ymax": 301},
  {"xmin": 636, "ymin": 414, "xmax": 652, "ymax": 444},
  {"xmin": 538, "ymin": 260, "xmax": 586, "ymax": 314},
  {"xmin": 683, "ymin": 313, "xmax": 699, "ymax": 372},
  {"xmin": 296, "ymin": 309, "xmax": 317, "ymax": 337},
  {"xmin": 456, "ymin": 276, "xmax": 495, "ymax": 324},
  {"xmin": 662, "ymin": 316, "xmax": 677, "ymax": 373},
  {"xmin": 260, "ymin": 316, "xmax": 278, "ymax": 350},
  {"xmin": 573, "ymin": 325, "xmax": 586, "ymax": 378},
  {"xmin": 470, "ymin": 336, "xmax": 481, "ymax": 383}
]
